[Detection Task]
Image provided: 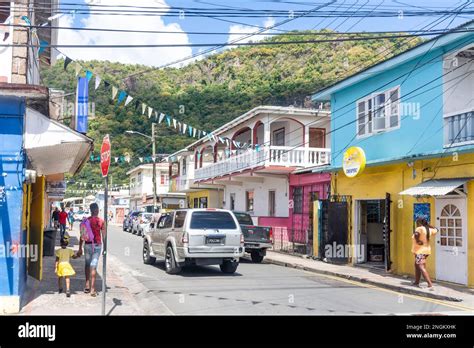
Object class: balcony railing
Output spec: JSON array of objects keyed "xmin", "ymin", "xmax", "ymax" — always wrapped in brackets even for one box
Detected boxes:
[
  {"xmin": 445, "ymin": 109, "xmax": 474, "ymax": 146},
  {"xmin": 194, "ymin": 145, "xmax": 330, "ymax": 181}
]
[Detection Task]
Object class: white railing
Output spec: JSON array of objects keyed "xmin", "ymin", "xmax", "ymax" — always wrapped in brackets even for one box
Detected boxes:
[
  {"xmin": 444, "ymin": 109, "xmax": 474, "ymax": 146},
  {"xmin": 194, "ymin": 146, "xmax": 330, "ymax": 180}
]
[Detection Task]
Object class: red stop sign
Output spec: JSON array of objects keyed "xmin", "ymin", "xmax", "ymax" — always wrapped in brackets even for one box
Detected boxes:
[{"xmin": 100, "ymin": 134, "xmax": 111, "ymax": 177}]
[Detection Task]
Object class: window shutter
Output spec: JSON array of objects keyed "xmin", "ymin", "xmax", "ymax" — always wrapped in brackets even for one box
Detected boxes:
[
  {"xmin": 357, "ymin": 101, "xmax": 366, "ymax": 136},
  {"xmin": 388, "ymin": 88, "xmax": 399, "ymax": 128},
  {"xmin": 373, "ymin": 93, "xmax": 386, "ymax": 132}
]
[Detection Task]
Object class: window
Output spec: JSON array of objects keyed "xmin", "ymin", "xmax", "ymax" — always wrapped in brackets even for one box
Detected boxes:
[
  {"xmin": 234, "ymin": 212, "xmax": 254, "ymax": 225},
  {"xmin": 367, "ymin": 201, "xmax": 383, "ymax": 223},
  {"xmin": 309, "ymin": 128, "xmax": 326, "ymax": 148},
  {"xmin": 158, "ymin": 213, "xmax": 173, "ymax": 229},
  {"xmin": 182, "ymin": 158, "xmax": 187, "ymax": 175},
  {"xmin": 0, "ymin": 3, "xmax": 10, "ymax": 23},
  {"xmin": 229, "ymin": 193, "xmax": 235, "ymax": 211},
  {"xmin": 268, "ymin": 190, "xmax": 276, "ymax": 217},
  {"xmin": 160, "ymin": 174, "xmax": 165, "ymax": 185},
  {"xmin": 174, "ymin": 211, "xmax": 187, "ymax": 229},
  {"xmin": 193, "ymin": 197, "xmax": 199, "ymax": 208},
  {"xmin": 190, "ymin": 211, "xmax": 237, "ymax": 229},
  {"xmin": 245, "ymin": 191, "xmax": 254, "ymax": 212},
  {"xmin": 199, "ymin": 197, "xmax": 208, "ymax": 208},
  {"xmin": 273, "ymin": 128, "xmax": 286, "ymax": 146},
  {"xmin": 357, "ymin": 86, "xmax": 400, "ymax": 137},
  {"xmin": 293, "ymin": 187, "xmax": 303, "ymax": 214},
  {"xmin": 137, "ymin": 172, "xmax": 142, "ymax": 183}
]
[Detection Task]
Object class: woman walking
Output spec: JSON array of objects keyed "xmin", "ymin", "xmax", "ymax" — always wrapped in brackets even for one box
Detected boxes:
[{"xmin": 412, "ymin": 217, "xmax": 438, "ymax": 288}]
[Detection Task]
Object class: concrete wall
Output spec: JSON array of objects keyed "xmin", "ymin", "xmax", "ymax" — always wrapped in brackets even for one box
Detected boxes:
[{"xmin": 224, "ymin": 176, "xmax": 289, "ymax": 219}]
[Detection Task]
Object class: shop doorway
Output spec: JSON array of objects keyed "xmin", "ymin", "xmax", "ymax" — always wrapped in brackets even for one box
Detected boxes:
[
  {"xmin": 355, "ymin": 196, "xmax": 391, "ymax": 270},
  {"xmin": 435, "ymin": 198, "xmax": 468, "ymax": 285}
]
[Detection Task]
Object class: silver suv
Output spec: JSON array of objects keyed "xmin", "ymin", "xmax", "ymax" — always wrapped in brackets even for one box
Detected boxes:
[{"xmin": 142, "ymin": 209, "xmax": 245, "ymax": 274}]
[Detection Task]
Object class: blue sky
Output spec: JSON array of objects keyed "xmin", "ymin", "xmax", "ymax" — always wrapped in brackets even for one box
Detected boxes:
[{"xmin": 58, "ymin": 0, "xmax": 472, "ymax": 67}]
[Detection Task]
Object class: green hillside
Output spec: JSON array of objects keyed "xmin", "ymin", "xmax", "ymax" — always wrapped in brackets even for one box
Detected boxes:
[{"xmin": 40, "ymin": 30, "xmax": 422, "ymax": 194}]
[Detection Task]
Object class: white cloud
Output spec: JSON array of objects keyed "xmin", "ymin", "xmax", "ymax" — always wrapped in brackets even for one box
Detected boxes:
[
  {"xmin": 57, "ymin": 0, "xmax": 192, "ymax": 67},
  {"xmin": 227, "ymin": 17, "xmax": 275, "ymax": 45}
]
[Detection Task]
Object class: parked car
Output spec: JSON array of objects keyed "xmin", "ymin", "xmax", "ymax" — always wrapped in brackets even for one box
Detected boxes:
[
  {"xmin": 233, "ymin": 212, "xmax": 273, "ymax": 263},
  {"xmin": 74, "ymin": 210, "xmax": 90, "ymax": 222},
  {"xmin": 135, "ymin": 212, "xmax": 154, "ymax": 236},
  {"xmin": 123, "ymin": 211, "xmax": 140, "ymax": 232},
  {"xmin": 143, "ymin": 209, "xmax": 245, "ymax": 274}
]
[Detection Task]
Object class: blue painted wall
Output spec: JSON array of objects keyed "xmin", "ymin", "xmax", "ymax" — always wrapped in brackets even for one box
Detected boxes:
[
  {"xmin": 329, "ymin": 34, "xmax": 474, "ymax": 168},
  {"xmin": 0, "ymin": 96, "xmax": 25, "ymax": 297}
]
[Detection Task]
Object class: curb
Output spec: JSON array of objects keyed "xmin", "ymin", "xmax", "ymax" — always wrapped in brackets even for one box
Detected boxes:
[{"xmin": 264, "ymin": 258, "xmax": 463, "ymax": 302}]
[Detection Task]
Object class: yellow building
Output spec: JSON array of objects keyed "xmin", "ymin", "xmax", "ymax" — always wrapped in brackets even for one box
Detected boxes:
[
  {"xmin": 332, "ymin": 153, "xmax": 474, "ymax": 287},
  {"xmin": 187, "ymin": 189, "xmax": 224, "ymax": 209}
]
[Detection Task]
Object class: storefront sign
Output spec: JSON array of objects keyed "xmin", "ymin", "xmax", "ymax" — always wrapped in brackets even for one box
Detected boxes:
[
  {"xmin": 46, "ymin": 181, "xmax": 66, "ymax": 198},
  {"xmin": 342, "ymin": 147, "xmax": 366, "ymax": 178}
]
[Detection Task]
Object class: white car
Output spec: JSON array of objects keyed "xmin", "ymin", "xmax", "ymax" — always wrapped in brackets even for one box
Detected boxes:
[
  {"xmin": 133, "ymin": 212, "xmax": 154, "ymax": 236},
  {"xmin": 74, "ymin": 210, "xmax": 90, "ymax": 221}
]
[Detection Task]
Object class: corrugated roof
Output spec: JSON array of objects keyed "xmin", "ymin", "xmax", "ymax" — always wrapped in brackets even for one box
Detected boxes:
[{"xmin": 399, "ymin": 178, "xmax": 470, "ymax": 196}]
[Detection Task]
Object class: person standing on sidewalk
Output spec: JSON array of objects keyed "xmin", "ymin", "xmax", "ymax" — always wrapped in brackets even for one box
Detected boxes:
[
  {"xmin": 77, "ymin": 203, "xmax": 105, "ymax": 297},
  {"xmin": 52, "ymin": 207, "xmax": 60, "ymax": 229},
  {"xmin": 58, "ymin": 207, "xmax": 68, "ymax": 239},
  {"xmin": 412, "ymin": 218, "xmax": 438, "ymax": 288},
  {"xmin": 68, "ymin": 207, "xmax": 75, "ymax": 231}
]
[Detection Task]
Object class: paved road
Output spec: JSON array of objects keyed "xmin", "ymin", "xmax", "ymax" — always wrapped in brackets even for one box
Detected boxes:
[{"xmin": 107, "ymin": 225, "xmax": 468, "ymax": 315}]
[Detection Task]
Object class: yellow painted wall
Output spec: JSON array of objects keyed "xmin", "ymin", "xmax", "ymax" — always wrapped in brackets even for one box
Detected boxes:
[
  {"xmin": 333, "ymin": 153, "xmax": 474, "ymax": 287},
  {"xmin": 28, "ymin": 176, "xmax": 45, "ymax": 281},
  {"xmin": 187, "ymin": 190, "xmax": 223, "ymax": 208}
]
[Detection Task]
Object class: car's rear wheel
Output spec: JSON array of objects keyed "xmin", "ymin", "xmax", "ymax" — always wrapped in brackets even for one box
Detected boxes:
[
  {"xmin": 143, "ymin": 241, "xmax": 156, "ymax": 265},
  {"xmin": 165, "ymin": 246, "xmax": 181, "ymax": 274},
  {"xmin": 250, "ymin": 251, "xmax": 264, "ymax": 263},
  {"xmin": 220, "ymin": 260, "xmax": 239, "ymax": 274}
]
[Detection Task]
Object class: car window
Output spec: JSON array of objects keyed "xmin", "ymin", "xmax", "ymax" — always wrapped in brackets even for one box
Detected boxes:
[
  {"xmin": 233, "ymin": 212, "xmax": 254, "ymax": 225},
  {"xmin": 158, "ymin": 213, "xmax": 173, "ymax": 229},
  {"xmin": 174, "ymin": 211, "xmax": 187, "ymax": 229},
  {"xmin": 190, "ymin": 211, "xmax": 237, "ymax": 229}
]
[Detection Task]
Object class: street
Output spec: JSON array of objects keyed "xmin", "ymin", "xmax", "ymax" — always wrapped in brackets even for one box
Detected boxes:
[{"xmin": 107, "ymin": 224, "xmax": 468, "ymax": 315}]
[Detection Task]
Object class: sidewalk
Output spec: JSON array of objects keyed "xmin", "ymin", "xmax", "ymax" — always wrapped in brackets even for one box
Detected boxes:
[
  {"xmin": 264, "ymin": 251, "xmax": 474, "ymax": 307},
  {"xmin": 20, "ymin": 227, "xmax": 173, "ymax": 315}
]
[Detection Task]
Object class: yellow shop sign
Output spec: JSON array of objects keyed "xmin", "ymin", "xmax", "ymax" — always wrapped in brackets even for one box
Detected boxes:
[{"xmin": 343, "ymin": 147, "xmax": 366, "ymax": 178}]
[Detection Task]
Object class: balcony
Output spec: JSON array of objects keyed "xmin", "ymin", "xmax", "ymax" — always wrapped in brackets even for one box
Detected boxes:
[
  {"xmin": 194, "ymin": 145, "xmax": 330, "ymax": 181},
  {"xmin": 444, "ymin": 109, "xmax": 474, "ymax": 147}
]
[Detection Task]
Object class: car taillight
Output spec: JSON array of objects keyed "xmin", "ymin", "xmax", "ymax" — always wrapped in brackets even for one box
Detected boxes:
[
  {"xmin": 181, "ymin": 233, "xmax": 189, "ymax": 244},
  {"xmin": 240, "ymin": 234, "xmax": 245, "ymax": 244},
  {"xmin": 269, "ymin": 227, "xmax": 273, "ymax": 243}
]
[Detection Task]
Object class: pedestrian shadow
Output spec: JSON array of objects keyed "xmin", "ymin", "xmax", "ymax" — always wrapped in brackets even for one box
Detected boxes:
[{"xmin": 152, "ymin": 261, "xmax": 243, "ymax": 277}]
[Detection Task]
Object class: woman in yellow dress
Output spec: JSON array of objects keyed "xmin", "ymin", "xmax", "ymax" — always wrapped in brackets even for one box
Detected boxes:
[{"xmin": 55, "ymin": 236, "xmax": 78, "ymax": 297}]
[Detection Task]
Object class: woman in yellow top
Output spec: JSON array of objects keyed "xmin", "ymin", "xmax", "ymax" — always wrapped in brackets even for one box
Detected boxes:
[
  {"xmin": 55, "ymin": 236, "xmax": 78, "ymax": 297},
  {"xmin": 412, "ymin": 218, "xmax": 438, "ymax": 288}
]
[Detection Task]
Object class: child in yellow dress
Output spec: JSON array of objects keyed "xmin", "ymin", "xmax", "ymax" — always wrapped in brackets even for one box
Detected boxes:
[{"xmin": 55, "ymin": 236, "xmax": 78, "ymax": 297}]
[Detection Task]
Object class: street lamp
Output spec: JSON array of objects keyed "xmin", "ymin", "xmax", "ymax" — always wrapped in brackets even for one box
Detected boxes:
[{"xmin": 125, "ymin": 123, "xmax": 158, "ymax": 213}]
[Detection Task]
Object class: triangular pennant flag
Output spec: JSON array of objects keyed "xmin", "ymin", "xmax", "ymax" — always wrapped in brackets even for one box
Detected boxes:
[
  {"xmin": 139, "ymin": 157, "xmax": 143, "ymax": 163},
  {"xmin": 64, "ymin": 56, "xmax": 72, "ymax": 70},
  {"xmin": 188, "ymin": 126, "xmax": 193, "ymax": 137},
  {"xmin": 193, "ymin": 128, "xmax": 197, "ymax": 138},
  {"xmin": 114, "ymin": 157, "xmax": 119, "ymax": 163},
  {"xmin": 94, "ymin": 75, "xmax": 102, "ymax": 90},
  {"xmin": 103, "ymin": 81, "xmax": 110, "ymax": 89},
  {"xmin": 142, "ymin": 104, "xmax": 147, "ymax": 115},
  {"xmin": 183, "ymin": 124, "xmax": 187, "ymax": 134},
  {"xmin": 85, "ymin": 70, "xmax": 93, "ymax": 82},
  {"xmin": 154, "ymin": 111, "xmax": 158, "ymax": 120},
  {"xmin": 178, "ymin": 122, "xmax": 182, "ymax": 132},
  {"xmin": 117, "ymin": 91, "xmax": 127, "ymax": 105},
  {"xmin": 198, "ymin": 130, "xmax": 202, "ymax": 138},
  {"xmin": 112, "ymin": 86, "xmax": 118, "ymax": 99},
  {"xmin": 158, "ymin": 113, "xmax": 165, "ymax": 124},
  {"xmin": 173, "ymin": 119, "xmax": 177, "ymax": 129},
  {"xmin": 148, "ymin": 106, "xmax": 153, "ymax": 118},
  {"xmin": 74, "ymin": 62, "xmax": 82, "ymax": 76},
  {"xmin": 124, "ymin": 95, "xmax": 133, "ymax": 106},
  {"xmin": 203, "ymin": 131, "xmax": 207, "ymax": 136},
  {"xmin": 166, "ymin": 115, "xmax": 171, "ymax": 127}
]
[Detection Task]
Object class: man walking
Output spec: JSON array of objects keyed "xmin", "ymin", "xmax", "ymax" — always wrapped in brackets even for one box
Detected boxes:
[
  {"xmin": 77, "ymin": 203, "xmax": 105, "ymax": 297},
  {"xmin": 58, "ymin": 207, "xmax": 68, "ymax": 239},
  {"xmin": 52, "ymin": 207, "xmax": 60, "ymax": 229}
]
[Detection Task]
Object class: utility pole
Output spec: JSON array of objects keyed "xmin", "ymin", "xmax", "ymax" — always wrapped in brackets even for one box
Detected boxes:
[{"xmin": 152, "ymin": 123, "xmax": 158, "ymax": 213}]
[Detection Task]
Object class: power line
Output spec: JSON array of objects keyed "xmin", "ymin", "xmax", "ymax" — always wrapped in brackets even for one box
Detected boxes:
[{"xmin": 5, "ymin": 30, "xmax": 473, "ymax": 48}]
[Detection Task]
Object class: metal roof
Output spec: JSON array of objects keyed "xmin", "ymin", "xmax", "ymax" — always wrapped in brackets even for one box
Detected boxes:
[{"xmin": 399, "ymin": 178, "xmax": 471, "ymax": 197}]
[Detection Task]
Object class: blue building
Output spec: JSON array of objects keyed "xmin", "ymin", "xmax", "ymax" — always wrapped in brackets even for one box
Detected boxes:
[{"xmin": 311, "ymin": 21, "xmax": 474, "ymax": 286}]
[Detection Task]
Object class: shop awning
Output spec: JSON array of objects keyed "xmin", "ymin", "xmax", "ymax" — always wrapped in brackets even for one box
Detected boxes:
[
  {"xmin": 24, "ymin": 108, "xmax": 93, "ymax": 176},
  {"xmin": 399, "ymin": 178, "xmax": 470, "ymax": 196}
]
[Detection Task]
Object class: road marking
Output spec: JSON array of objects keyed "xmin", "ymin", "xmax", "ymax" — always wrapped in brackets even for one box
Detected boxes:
[{"xmin": 302, "ymin": 270, "xmax": 474, "ymax": 312}]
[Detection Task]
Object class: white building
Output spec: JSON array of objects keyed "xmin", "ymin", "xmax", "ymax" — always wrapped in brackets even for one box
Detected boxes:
[
  {"xmin": 169, "ymin": 106, "xmax": 331, "ymax": 228},
  {"xmin": 127, "ymin": 163, "xmax": 185, "ymax": 212}
]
